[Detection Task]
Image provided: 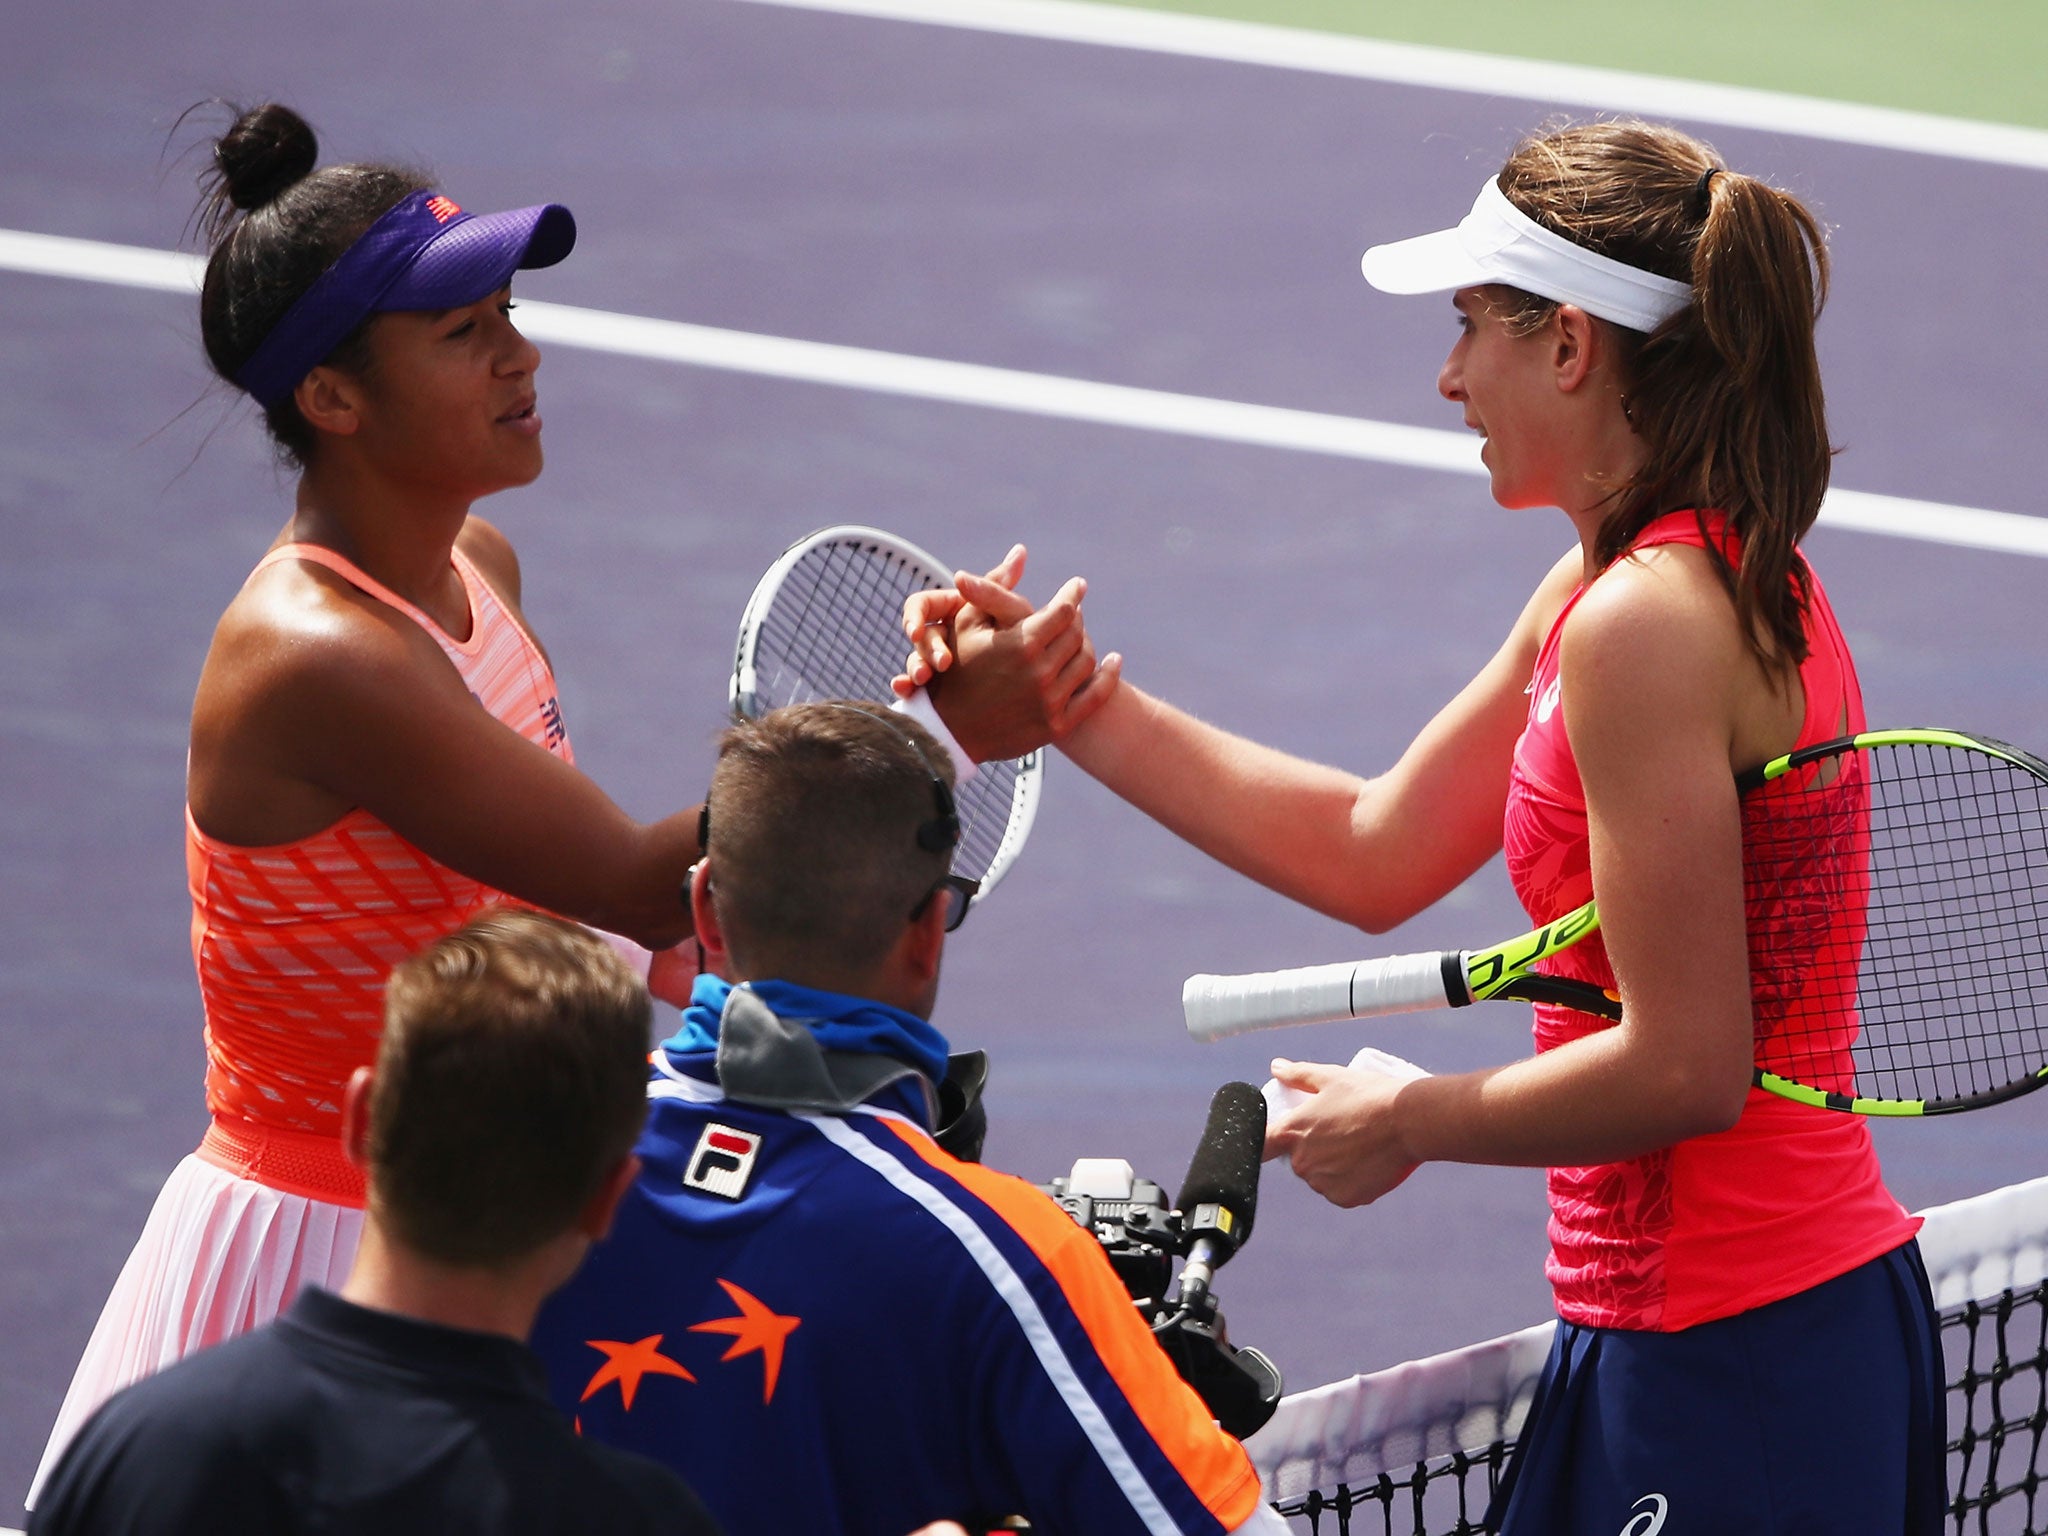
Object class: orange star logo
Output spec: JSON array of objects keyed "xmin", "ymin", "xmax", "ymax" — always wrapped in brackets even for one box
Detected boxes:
[
  {"xmin": 690, "ymin": 1278, "xmax": 801, "ymax": 1404},
  {"xmin": 580, "ymin": 1335, "xmax": 695, "ymax": 1411}
]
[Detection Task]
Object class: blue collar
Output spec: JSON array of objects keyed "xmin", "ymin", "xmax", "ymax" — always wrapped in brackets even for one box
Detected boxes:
[{"xmin": 665, "ymin": 975, "xmax": 950, "ymax": 1089}]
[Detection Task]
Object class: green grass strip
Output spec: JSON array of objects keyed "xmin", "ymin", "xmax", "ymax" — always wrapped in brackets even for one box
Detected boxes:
[{"xmin": 1092, "ymin": 0, "xmax": 2048, "ymax": 131}]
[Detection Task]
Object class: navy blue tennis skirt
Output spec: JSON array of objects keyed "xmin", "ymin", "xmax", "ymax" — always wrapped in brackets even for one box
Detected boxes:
[{"xmin": 1489, "ymin": 1239, "xmax": 1945, "ymax": 1535}]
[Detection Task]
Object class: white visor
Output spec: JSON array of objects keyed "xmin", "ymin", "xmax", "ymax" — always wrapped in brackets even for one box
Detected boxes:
[{"xmin": 1362, "ymin": 177, "xmax": 1692, "ymax": 334}]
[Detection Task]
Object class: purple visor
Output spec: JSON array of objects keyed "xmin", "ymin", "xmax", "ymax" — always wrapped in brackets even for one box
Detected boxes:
[{"xmin": 234, "ymin": 189, "xmax": 576, "ymax": 408}]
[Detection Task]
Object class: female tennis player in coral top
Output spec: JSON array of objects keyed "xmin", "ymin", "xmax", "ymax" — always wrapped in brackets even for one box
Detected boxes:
[
  {"xmin": 904, "ymin": 121, "xmax": 1944, "ymax": 1533},
  {"xmin": 30, "ymin": 103, "xmax": 705, "ymax": 1502}
]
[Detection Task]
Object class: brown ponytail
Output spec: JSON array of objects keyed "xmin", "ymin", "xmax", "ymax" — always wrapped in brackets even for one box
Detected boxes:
[{"xmin": 1496, "ymin": 120, "xmax": 1832, "ymax": 671}]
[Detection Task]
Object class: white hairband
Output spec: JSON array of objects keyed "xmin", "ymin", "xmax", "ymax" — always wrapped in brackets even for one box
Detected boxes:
[{"xmin": 1362, "ymin": 177, "xmax": 1693, "ymax": 334}]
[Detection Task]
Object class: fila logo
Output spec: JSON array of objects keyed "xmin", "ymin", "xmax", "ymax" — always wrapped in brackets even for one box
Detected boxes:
[
  {"xmin": 425, "ymin": 195, "xmax": 463, "ymax": 224},
  {"xmin": 684, "ymin": 1124, "xmax": 761, "ymax": 1200}
]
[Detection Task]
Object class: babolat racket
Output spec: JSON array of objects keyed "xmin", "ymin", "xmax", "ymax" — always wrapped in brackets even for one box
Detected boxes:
[
  {"xmin": 730, "ymin": 525, "xmax": 1042, "ymax": 897},
  {"xmin": 1185, "ymin": 729, "xmax": 2048, "ymax": 1117}
]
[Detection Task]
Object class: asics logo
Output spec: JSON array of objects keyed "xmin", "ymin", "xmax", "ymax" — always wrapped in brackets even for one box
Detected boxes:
[
  {"xmin": 1620, "ymin": 1493, "xmax": 1668, "ymax": 1536},
  {"xmin": 1535, "ymin": 678, "xmax": 1562, "ymax": 724}
]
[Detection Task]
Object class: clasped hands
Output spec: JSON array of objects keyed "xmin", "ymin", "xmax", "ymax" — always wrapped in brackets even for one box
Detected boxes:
[{"xmin": 892, "ymin": 544, "xmax": 1122, "ymax": 763}]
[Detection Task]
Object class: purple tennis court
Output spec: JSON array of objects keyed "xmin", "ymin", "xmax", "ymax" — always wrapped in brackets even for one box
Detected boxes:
[{"xmin": 7, "ymin": 0, "xmax": 2048, "ymax": 1519}]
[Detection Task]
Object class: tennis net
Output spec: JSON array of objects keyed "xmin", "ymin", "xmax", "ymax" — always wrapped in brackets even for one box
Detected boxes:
[{"xmin": 1247, "ymin": 1175, "xmax": 2048, "ymax": 1534}]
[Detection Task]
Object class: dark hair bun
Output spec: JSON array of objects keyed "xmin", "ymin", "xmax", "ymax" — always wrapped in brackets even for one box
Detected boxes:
[{"xmin": 214, "ymin": 103, "xmax": 318, "ymax": 212}]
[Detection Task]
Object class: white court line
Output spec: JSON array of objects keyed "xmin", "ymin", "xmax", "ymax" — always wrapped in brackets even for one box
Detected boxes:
[
  {"xmin": 6, "ymin": 227, "xmax": 2045, "ymax": 558},
  {"xmin": 729, "ymin": 0, "xmax": 2048, "ymax": 172},
  {"xmin": 0, "ymin": 229, "xmax": 199, "ymax": 291}
]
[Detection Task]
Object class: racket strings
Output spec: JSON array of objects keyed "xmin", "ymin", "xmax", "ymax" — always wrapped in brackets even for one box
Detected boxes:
[
  {"xmin": 1747, "ymin": 742, "xmax": 2048, "ymax": 1108},
  {"xmin": 743, "ymin": 538, "xmax": 1025, "ymax": 886},
  {"xmin": 754, "ymin": 542, "xmax": 925, "ymax": 702},
  {"xmin": 1865, "ymin": 755, "xmax": 2048, "ymax": 1101}
]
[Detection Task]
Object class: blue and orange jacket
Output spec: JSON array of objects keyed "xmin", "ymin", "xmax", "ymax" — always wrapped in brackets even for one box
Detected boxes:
[{"xmin": 531, "ymin": 1032, "xmax": 1267, "ymax": 1536}]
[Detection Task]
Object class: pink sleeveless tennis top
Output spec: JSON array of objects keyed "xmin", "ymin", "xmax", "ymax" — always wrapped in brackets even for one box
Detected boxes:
[
  {"xmin": 189, "ymin": 542, "xmax": 574, "ymax": 1205},
  {"xmin": 1504, "ymin": 510, "xmax": 1916, "ymax": 1332}
]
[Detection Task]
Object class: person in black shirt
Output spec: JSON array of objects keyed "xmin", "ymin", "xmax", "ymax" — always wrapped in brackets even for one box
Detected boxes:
[{"xmin": 30, "ymin": 911, "xmax": 722, "ymax": 1536}]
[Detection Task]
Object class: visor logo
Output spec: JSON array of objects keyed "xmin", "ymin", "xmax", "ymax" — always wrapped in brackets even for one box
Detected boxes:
[
  {"xmin": 425, "ymin": 195, "xmax": 463, "ymax": 224},
  {"xmin": 684, "ymin": 1123, "xmax": 761, "ymax": 1199}
]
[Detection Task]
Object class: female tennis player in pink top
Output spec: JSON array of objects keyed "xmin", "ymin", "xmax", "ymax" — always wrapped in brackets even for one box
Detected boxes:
[
  {"xmin": 903, "ymin": 120, "xmax": 1943, "ymax": 1533},
  {"xmin": 29, "ymin": 103, "xmax": 707, "ymax": 1502}
]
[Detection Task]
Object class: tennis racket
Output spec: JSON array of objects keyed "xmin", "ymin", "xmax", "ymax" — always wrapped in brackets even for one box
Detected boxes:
[
  {"xmin": 730, "ymin": 524, "xmax": 1043, "ymax": 898},
  {"xmin": 1185, "ymin": 729, "xmax": 2048, "ymax": 1117}
]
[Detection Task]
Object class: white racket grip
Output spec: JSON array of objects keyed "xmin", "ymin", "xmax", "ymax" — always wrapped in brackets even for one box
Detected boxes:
[
  {"xmin": 891, "ymin": 687, "xmax": 979, "ymax": 786},
  {"xmin": 1183, "ymin": 950, "xmax": 1454, "ymax": 1041}
]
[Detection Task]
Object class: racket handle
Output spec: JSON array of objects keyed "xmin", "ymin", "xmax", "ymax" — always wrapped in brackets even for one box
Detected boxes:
[
  {"xmin": 891, "ymin": 686, "xmax": 979, "ymax": 785},
  {"xmin": 1183, "ymin": 950, "xmax": 1454, "ymax": 1041}
]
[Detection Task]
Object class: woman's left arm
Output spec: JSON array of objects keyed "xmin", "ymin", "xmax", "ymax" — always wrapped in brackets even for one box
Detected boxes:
[{"xmin": 1269, "ymin": 550, "xmax": 1760, "ymax": 1206}]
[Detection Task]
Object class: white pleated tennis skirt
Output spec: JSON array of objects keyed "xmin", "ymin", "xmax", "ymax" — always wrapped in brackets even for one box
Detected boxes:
[{"xmin": 26, "ymin": 1153, "xmax": 362, "ymax": 1508}]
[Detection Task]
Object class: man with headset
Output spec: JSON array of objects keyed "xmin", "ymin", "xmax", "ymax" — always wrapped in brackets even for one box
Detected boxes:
[{"xmin": 531, "ymin": 701, "xmax": 1283, "ymax": 1536}]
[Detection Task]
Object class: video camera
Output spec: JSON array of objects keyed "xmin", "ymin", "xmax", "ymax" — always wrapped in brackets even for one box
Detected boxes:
[{"xmin": 1037, "ymin": 1083, "xmax": 1283, "ymax": 1440}]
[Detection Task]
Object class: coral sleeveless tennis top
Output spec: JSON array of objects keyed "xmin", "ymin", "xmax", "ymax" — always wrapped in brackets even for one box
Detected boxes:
[
  {"xmin": 188, "ymin": 542, "xmax": 574, "ymax": 1206},
  {"xmin": 1504, "ymin": 510, "xmax": 1916, "ymax": 1332}
]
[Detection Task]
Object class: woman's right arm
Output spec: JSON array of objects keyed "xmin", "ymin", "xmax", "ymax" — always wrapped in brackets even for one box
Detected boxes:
[
  {"xmin": 916, "ymin": 548, "xmax": 1581, "ymax": 933},
  {"xmin": 190, "ymin": 585, "xmax": 700, "ymax": 951},
  {"xmin": 1063, "ymin": 564, "xmax": 1562, "ymax": 931}
]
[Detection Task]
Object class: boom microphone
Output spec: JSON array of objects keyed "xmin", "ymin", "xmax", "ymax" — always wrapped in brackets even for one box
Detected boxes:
[
  {"xmin": 1035, "ymin": 1082, "xmax": 1284, "ymax": 1437},
  {"xmin": 1173, "ymin": 1081, "xmax": 1266, "ymax": 1314}
]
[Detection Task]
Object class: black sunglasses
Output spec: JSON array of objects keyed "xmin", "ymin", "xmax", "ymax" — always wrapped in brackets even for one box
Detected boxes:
[{"xmin": 911, "ymin": 873, "xmax": 980, "ymax": 934}]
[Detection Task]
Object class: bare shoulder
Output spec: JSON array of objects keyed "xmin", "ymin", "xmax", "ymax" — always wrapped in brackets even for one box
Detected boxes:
[
  {"xmin": 457, "ymin": 514, "xmax": 523, "ymax": 603},
  {"xmin": 203, "ymin": 556, "xmax": 464, "ymax": 714},
  {"xmin": 189, "ymin": 555, "xmax": 474, "ymax": 839},
  {"xmin": 1560, "ymin": 543, "xmax": 1747, "ymax": 729},
  {"xmin": 1568, "ymin": 543, "xmax": 1742, "ymax": 657}
]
